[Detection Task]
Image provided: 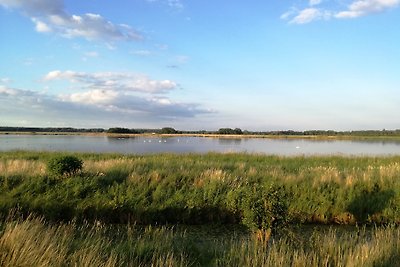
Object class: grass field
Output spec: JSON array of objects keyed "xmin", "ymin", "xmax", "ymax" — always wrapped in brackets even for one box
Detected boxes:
[
  {"xmin": 1, "ymin": 151, "xmax": 400, "ymax": 266},
  {"xmin": 1, "ymin": 215, "xmax": 399, "ymax": 266}
]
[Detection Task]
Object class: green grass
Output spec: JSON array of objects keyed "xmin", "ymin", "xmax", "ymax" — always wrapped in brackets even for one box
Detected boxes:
[
  {"xmin": 1, "ymin": 151, "xmax": 400, "ymax": 225},
  {"xmin": 0, "ymin": 215, "xmax": 399, "ymax": 266},
  {"xmin": 1, "ymin": 151, "xmax": 400, "ymax": 266}
]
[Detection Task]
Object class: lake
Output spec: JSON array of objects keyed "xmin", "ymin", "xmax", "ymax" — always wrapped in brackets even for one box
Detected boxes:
[{"xmin": 1, "ymin": 134, "xmax": 400, "ymax": 156}]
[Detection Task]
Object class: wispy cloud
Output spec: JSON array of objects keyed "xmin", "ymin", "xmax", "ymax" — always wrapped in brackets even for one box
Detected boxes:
[
  {"xmin": 167, "ymin": 0, "xmax": 184, "ymax": 10},
  {"xmin": 281, "ymin": 0, "xmax": 399, "ymax": 24},
  {"xmin": 146, "ymin": 0, "xmax": 184, "ymax": 10},
  {"xmin": 289, "ymin": 8, "xmax": 330, "ymax": 24},
  {"xmin": 0, "ymin": 78, "xmax": 12, "ymax": 84},
  {"xmin": 0, "ymin": 0, "xmax": 143, "ymax": 42},
  {"xmin": 336, "ymin": 0, "xmax": 400, "ymax": 18},
  {"xmin": 131, "ymin": 50, "xmax": 153, "ymax": 56},
  {"xmin": 43, "ymin": 70, "xmax": 177, "ymax": 94},
  {"xmin": 309, "ymin": 0, "xmax": 323, "ymax": 6}
]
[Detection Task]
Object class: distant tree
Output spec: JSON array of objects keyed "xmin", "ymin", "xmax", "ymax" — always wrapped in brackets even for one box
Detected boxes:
[
  {"xmin": 233, "ymin": 128, "xmax": 243, "ymax": 135},
  {"xmin": 217, "ymin": 128, "xmax": 243, "ymax": 134},
  {"xmin": 217, "ymin": 128, "xmax": 243, "ymax": 135},
  {"xmin": 160, "ymin": 127, "xmax": 177, "ymax": 134},
  {"xmin": 107, "ymin": 127, "xmax": 137, "ymax": 134},
  {"xmin": 217, "ymin": 128, "xmax": 233, "ymax": 134}
]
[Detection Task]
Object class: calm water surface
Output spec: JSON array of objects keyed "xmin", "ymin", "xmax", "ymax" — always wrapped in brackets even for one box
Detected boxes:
[{"xmin": 1, "ymin": 134, "xmax": 400, "ymax": 156}]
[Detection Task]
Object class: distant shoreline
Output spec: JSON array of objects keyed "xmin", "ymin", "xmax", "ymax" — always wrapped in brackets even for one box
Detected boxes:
[{"xmin": 2, "ymin": 131, "xmax": 400, "ymax": 141}]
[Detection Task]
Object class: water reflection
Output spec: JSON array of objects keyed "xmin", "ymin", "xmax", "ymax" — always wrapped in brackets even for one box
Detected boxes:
[
  {"xmin": 0, "ymin": 134, "xmax": 400, "ymax": 156},
  {"xmin": 218, "ymin": 138, "xmax": 242, "ymax": 145},
  {"xmin": 106, "ymin": 136, "xmax": 136, "ymax": 143}
]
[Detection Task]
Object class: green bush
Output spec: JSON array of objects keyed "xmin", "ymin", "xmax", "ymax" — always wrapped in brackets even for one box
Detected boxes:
[
  {"xmin": 47, "ymin": 156, "xmax": 83, "ymax": 176},
  {"xmin": 240, "ymin": 185, "xmax": 289, "ymax": 232}
]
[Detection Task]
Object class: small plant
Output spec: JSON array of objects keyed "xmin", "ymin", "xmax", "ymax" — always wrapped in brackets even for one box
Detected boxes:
[{"xmin": 47, "ymin": 155, "xmax": 83, "ymax": 176}]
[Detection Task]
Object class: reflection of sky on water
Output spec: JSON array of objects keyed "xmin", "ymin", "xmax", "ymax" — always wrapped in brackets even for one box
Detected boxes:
[
  {"xmin": 0, "ymin": 135, "xmax": 400, "ymax": 156},
  {"xmin": 218, "ymin": 138, "xmax": 242, "ymax": 145}
]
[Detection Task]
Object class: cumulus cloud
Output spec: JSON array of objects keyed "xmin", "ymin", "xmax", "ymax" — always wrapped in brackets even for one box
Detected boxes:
[
  {"xmin": 65, "ymin": 89, "xmax": 119, "ymax": 105},
  {"xmin": 0, "ymin": 0, "xmax": 142, "ymax": 42},
  {"xmin": 336, "ymin": 0, "xmax": 400, "ymax": 18},
  {"xmin": 281, "ymin": 0, "xmax": 399, "ymax": 24},
  {"xmin": 43, "ymin": 70, "xmax": 177, "ymax": 94},
  {"xmin": 0, "ymin": 83, "xmax": 211, "ymax": 125}
]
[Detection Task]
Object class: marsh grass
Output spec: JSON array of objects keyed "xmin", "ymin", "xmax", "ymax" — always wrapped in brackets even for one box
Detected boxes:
[
  {"xmin": 0, "ymin": 215, "xmax": 188, "ymax": 267},
  {"xmin": 1, "ymin": 151, "xmax": 400, "ymax": 266},
  {"xmin": 0, "ymin": 215, "xmax": 399, "ymax": 267},
  {"xmin": 1, "ymin": 151, "xmax": 400, "ymax": 225}
]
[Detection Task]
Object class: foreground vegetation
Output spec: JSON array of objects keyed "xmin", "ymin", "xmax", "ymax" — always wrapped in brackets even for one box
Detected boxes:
[
  {"xmin": 0, "ymin": 215, "xmax": 399, "ymax": 266},
  {"xmin": 1, "ymin": 151, "xmax": 400, "ymax": 226},
  {"xmin": 1, "ymin": 151, "xmax": 400, "ymax": 265}
]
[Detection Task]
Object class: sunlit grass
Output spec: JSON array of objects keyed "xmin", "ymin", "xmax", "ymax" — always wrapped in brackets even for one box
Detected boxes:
[
  {"xmin": 1, "ymin": 151, "xmax": 400, "ymax": 225},
  {"xmin": 0, "ymin": 215, "xmax": 399, "ymax": 267}
]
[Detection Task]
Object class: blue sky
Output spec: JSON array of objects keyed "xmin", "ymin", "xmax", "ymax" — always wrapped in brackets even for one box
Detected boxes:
[{"xmin": 1, "ymin": 0, "xmax": 399, "ymax": 131}]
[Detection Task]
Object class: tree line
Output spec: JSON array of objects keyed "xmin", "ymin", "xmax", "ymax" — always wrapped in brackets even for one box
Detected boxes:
[{"xmin": 2, "ymin": 126, "xmax": 400, "ymax": 136}]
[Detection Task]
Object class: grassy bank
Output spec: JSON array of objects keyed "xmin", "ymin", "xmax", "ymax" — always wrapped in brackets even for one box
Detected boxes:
[{"xmin": 1, "ymin": 151, "xmax": 400, "ymax": 225}]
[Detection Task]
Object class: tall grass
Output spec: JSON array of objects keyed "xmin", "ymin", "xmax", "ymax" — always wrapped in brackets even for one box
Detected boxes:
[
  {"xmin": 218, "ymin": 226, "xmax": 400, "ymax": 266},
  {"xmin": 0, "ymin": 215, "xmax": 188, "ymax": 267},
  {"xmin": 1, "ymin": 151, "xmax": 400, "ymax": 225},
  {"xmin": 0, "ymin": 215, "xmax": 399, "ymax": 266}
]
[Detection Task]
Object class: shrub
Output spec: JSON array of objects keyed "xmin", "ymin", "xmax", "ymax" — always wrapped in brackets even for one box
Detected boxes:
[
  {"xmin": 240, "ymin": 185, "xmax": 289, "ymax": 233},
  {"xmin": 47, "ymin": 156, "xmax": 83, "ymax": 176}
]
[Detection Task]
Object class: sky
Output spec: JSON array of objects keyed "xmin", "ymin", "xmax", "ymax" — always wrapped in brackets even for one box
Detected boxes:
[{"xmin": 0, "ymin": 0, "xmax": 399, "ymax": 131}]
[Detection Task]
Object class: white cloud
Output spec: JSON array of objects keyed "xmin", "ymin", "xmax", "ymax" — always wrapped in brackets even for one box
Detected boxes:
[
  {"xmin": 32, "ymin": 18, "xmax": 52, "ymax": 32},
  {"xmin": 0, "ymin": 85, "xmax": 18, "ymax": 96},
  {"xmin": 0, "ymin": 84, "xmax": 211, "ymax": 125},
  {"xmin": 336, "ymin": 0, "xmax": 400, "ymax": 18},
  {"xmin": 281, "ymin": 0, "xmax": 399, "ymax": 24},
  {"xmin": 43, "ymin": 70, "xmax": 177, "ymax": 94},
  {"xmin": 289, "ymin": 8, "xmax": 330, "ymax": 24},
  {"xmin": 0, "ymin": 0, "xmax": 143, "ymax": 42},
  {"xmin": 280, "ymin": 9, "xmax": 296, "ymax": 20},
  {"xmin": 64, "ymin": 89, "xmax": 118, "ymax": 105}
]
